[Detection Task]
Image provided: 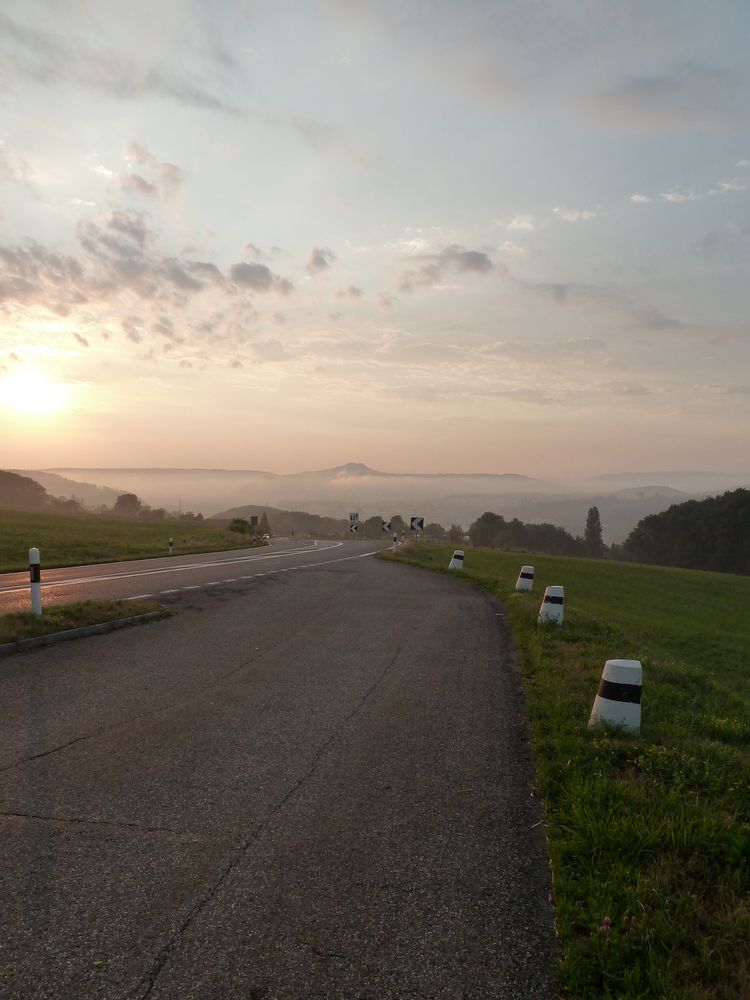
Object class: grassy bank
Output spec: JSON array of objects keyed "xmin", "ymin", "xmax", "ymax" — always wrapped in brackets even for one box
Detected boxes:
[
  {"xmin": 382, "ymin": 544, "xmax": 750, "ymax": 999},
  {"xmin": 0, "ymin": 508, "xmax": 263, "ymax": 573},
  {"xmin": 0, "ymin": 598, "xmax": 167, "ymax": 644}
]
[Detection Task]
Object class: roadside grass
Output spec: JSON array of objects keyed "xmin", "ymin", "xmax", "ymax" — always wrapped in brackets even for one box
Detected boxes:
[
  {"xmin": 0, "ymin": 598, "xmax": 167, "ymax": 644},
  {"xmin": 382, "ymin": 544, "xmax": 750, "ymax": 1000},
  {"xmin": 0, "ymin": 507, "xmax": 263, "ymax": 573}
]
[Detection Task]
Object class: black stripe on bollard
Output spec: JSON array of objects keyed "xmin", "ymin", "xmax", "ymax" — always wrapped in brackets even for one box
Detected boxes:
[
  {"xmin": 597, "ymin": 678, "xmax": 641, "ymax": 704},
  {"xmin": 543, "ymin": 595, "xmax": 564, "ymax": 605},
  {"xmin": 30, "ymin": 564, "xmax": 41, "ymax": 584},
  {"xmin": 520, "ymin": 572, "xmax": 533, "ymax": 579}
]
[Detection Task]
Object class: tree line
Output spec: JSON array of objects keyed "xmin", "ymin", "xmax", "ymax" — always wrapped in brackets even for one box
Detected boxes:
[{"xmin": 616, "ymin": 488, "xmax": 750, "ymax": 575}]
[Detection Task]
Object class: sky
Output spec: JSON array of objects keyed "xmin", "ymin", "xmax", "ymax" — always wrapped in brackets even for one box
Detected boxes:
[{"xmin": 1, "ymin": 0, "xmax": 749, "ymax": 476}]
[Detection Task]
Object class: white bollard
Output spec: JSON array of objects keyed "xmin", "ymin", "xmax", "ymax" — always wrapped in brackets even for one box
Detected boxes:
[
  {"xmin": 448, "ymin": 549, "xmax": 464, "ymax": 570},
  {"xmin": 588, "ymin": 659, "xmax": 642, "ymax": 734},
  {"xmin": 29, "ymin": 547, "xmax": 42, "ymax": 616},
  {"xmin": 168, "ymin": 537, "xmax": 174, "ymax": 555},
  {"xmin": 538, "ymin": 585, "xmax": 564, "ymax": 625},
  {"xmin": 515, "ymin": 565, "xmax": 535, "ymax": 592}
]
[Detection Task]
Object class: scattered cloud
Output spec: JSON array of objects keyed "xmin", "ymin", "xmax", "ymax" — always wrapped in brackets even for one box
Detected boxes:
[
  {"xmin": 307, "ymin": 246, "xmax": 336, "ymax": 271},
  {"xmin": 553, "ymin": 206, "xmax": 597, "ymax": 222},
  {"xmin": 0, "ymin": 10, "xmax": 238, "ymax": 114},
  {"xmin": 0, "ymin": 142, "xmax": 33, "ymax": 183},
  {"xmin": 120, "ymin": 142, "xmax": 185, "ymax": 200},
  {"xmin": 506, "ymin": 215, "xmax": 537, "ymax": 232},
  {"xmin": 581, "ymin": 62, "xmax": 737, "ymax": 132},
  {"xmin": 73, "ymin": 332, "xmax": 89, "ymax": 347},
  {"xmin": 398, "ymin": 244, "xmax": 495, "ymax": 292},
  {"xmin": 336, "ymin": 285, "xmax": 363, "ymax": 299},
  {"xmin": 661, "ymin": 190, "xmax": 701, "ymax": 203},
  {"xmin": 496, "ymin": 240, "xmax": 529, "ymax": 256},
  {"xmin": 630, "ymin": 194, "xmax": 652, "ymax": 204},
  {"xmin": 229, "ymin": 261, "xmax": 293, "ymax": 294}
]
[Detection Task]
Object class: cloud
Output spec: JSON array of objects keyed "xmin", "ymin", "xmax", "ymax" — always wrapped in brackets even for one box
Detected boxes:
[
  {"xmin": 553, "ymin": 206, "xmax": 597, "ymax": 222},
  {"xmin": 0, "ymin": 142, "xmax": 32, "ymax": 183},
  {"xmin": 337, "ymin": 285, "xmax": 363, "ymax": 299},
  {"xmin": 506, "ymin": 215, "xmax": 537, "ymax": 232},
  {"xmin": 630, "ymin": 194, "xmax": 652, "ymax": 204},
  {"xmin": 496, "ymin": 240, "xmax": 529, "ymax": 256},
  {"xmin": 73, "ymin": 332, "xmax": 89, "ymax": 348},
  {"xmin": 378, "ymin": 293, "xmax": 395, "ymax": 309},
  {"xmin": 307, "ymin": 247, "xmax": 336, "ymax": 271},
  {"xmin": 120, "ymin": 143, "xmax": 185, "ymax": 200},
  {"xmin": 229, "ymin": 261, "xmax": 294, "ymax": 294},
  {"xmin": 582, "ymin": 62, "xmax": 738, "ymax": 132},
  {"xmin": 0, "ymin": 10, "xmax": 238, "ymax": 114},
  {"xmin": 661, "ymin": 190, "xmax": 701, "ymax": 203},
  {"xmin": 398, "ymin": 244, "xmax": 496, "ymax": 293}
]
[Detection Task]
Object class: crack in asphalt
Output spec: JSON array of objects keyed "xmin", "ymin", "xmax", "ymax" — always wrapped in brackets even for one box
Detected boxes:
[
  {"xmin": 130, "ymin": 642, "xmax": 406, "ymax": 999},
  {"xmin": 0, "ymin": 631, "xmax": 293, "ymax": 776},
  {"xmin": 0, "ymin": 809, "xmax": 234, "ymax": 842}
]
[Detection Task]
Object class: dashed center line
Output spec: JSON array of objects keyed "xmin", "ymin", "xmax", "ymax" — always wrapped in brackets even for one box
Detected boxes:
[{"xmin": 124, "ymin": 549, "xmax": 379, "ymax": 601}]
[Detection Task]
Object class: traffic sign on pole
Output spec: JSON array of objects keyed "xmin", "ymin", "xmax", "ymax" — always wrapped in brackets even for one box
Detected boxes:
[
  {"xmin": 410, "ymin": 516, "xmax": 424, "ymax": 532},
  {"xmin": 381, "ymin": 519, "xmax": 391, "ymax": 532},
  {"xmin": 349, "ymin": 512, "xmax": 359, "ymax": 523}
]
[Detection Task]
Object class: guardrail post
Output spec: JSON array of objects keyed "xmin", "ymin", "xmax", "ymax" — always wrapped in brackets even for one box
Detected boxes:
[{"xmin": 29, "ymin": 547, "xmax": 42, "ymax": 616}]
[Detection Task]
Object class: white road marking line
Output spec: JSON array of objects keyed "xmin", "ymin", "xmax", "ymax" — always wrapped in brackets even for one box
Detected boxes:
[
  {"xmin": 128, "ymin": 594, "xmax": 153, "ymax": 600},
  {"xmin": 206, "ymin": 582, "xmax": 221, "ymax": 587},
  {"xmin": 0, "ymin": 541, "xmax": 345, "ymax": 594},
  {"xmin": 183, "ymin": 585, "xmax": 201, "ymax": 590},
  {"xmin": 223, "ymin": 578, "xmax": 237, "ymax": 582},
  {"xmin": 160, "ymin": 589, "xmax": 179, "ymax": 594}
]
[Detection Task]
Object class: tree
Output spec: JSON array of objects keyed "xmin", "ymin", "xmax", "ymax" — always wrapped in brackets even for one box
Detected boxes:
[
  {"xmin": 468, "ymin": 512, "xmax": 506, "ymax": 548},
  {"xmin": 584, "ymin": 506, "xmax": 606, "ymax": 558},
  {"xmin": 424, "ymin": 521, "xmax": 446, "ymax": 541},
  {"xmin": 0, "ymin": 470, "xmax": 50, "ymax": 509},
  {"xmin": 363, "ymin": 515, "xmax": 384, "ymax": 538},
  {"xmin": 390, "ymin": 515, "xmax": 405, "ymax": 536},
  {"xmin": 113, "ymin": 493, "xmax": 143, "ymax": 517},
  {"xmin": 447, "ymin": 524, "xmax": 464, "ymax": 544}
]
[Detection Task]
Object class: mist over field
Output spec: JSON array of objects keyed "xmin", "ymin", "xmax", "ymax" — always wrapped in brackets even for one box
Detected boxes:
[{"xmin": 20, "ymin": 463, "xmax": 750, "ymax": 543}]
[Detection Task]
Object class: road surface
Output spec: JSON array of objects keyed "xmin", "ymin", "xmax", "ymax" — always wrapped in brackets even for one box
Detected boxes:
[
  {"xmin": 0, "ymin": 538, "xmax": 376, "ymax": 614},
  {"xmin": 0, "ymin": 546, "xmax": 556, "ymax": 998}
]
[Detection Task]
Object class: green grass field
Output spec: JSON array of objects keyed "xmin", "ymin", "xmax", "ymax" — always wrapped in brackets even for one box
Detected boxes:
[
  {"xmin": 0, "ymin": 598, "xmax": 167, "ymax": 644},
  {"xmin": 383, "ymin": 544, "xmax": 750, "ymax": 1000},
  {"xmin": 0, "ymin": 507, "xmax": 262, "ymax": 574}
]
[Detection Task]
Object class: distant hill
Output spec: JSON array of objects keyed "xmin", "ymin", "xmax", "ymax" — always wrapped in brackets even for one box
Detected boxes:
[
  {"xmin": 0, "ymin": 470, "xmax": 82, "ymax": 513},
  {"xmin": 37, "ymin": 463, "xmax": 750, "ymax": 542},
  {"xmin": 213, "ymin": 503, "xmax": 349, "ymax": 537},
  {"xmin": 12, "ymin": 470, "xmax": 120, "ymax": 508}
]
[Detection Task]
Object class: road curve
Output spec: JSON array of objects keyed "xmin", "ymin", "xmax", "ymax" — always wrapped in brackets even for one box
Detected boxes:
[
  {"xmin": 0, "ymin": 549, "xmax": 556, "ymax": 999},
  {"xmin": 0, "ymin": 538, "xmax": 382, "ymax": 613}
]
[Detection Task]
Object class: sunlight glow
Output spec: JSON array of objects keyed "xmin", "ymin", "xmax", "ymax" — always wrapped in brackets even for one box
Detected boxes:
[{"xmin": 0, "ymin": 368, "xmax": 72, "ymax": 418}]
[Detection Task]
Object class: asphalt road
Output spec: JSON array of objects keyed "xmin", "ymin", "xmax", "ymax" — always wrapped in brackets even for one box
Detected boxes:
[
  {"xmin": 0, "ymin": 538, "xmax": 375, "ymax": 614},
  {"xmin": 0, "ymin": 547, "xmax": 556, "ymax": 999}
]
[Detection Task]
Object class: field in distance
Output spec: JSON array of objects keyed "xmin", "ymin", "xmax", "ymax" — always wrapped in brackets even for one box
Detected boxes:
[
  {"xmin": 385, "ymin": 543, "xmax": 750, "ymax": 1000},
  {"xmin": 0, "ymin": 507, "xmax": 263, "ymax": 574}
]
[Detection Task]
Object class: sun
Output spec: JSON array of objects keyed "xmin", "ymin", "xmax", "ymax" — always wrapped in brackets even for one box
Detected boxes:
[{"xmin": 0, "ymin": 368, "xmax": 72, "ymax": 418}]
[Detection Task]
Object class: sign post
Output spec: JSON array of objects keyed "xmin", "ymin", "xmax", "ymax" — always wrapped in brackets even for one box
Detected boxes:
[{"xmin": 349, "ymin": 512, "xmax": 359, "ymax": 535}]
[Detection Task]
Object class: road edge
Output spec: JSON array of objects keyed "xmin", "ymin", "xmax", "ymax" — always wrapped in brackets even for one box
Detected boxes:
[{"xmin": 0, "ymin": 609, "xmax": 170, "ymax": 657}]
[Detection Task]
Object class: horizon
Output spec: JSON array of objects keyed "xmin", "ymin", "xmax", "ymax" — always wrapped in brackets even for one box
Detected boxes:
[{"xmin": 2, "ymin": 2, "xmax": 749, "ymax": 474}]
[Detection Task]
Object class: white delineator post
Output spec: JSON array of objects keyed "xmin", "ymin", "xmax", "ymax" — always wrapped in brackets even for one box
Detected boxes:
[
  {"xmin": 168, "ymin": 537, "xmax": 174, "ymax": 555},
  {"xmin": 538, "ymin": 585, "xmax": 564, "ymax": 625},
  {"xmin": 515, "ymin": 565, "xmax": 535, "ymax": 592},
  {"xmin": 29, "ymin": 547, "xmax": 42, "ymax": 616},
  {"xmin": 588, "ymin": 659, "xmax": 642, "ymax": 734},
  {"xmin": 448, "ymin": 549, "xmax": 464, "ymax": 570}
]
